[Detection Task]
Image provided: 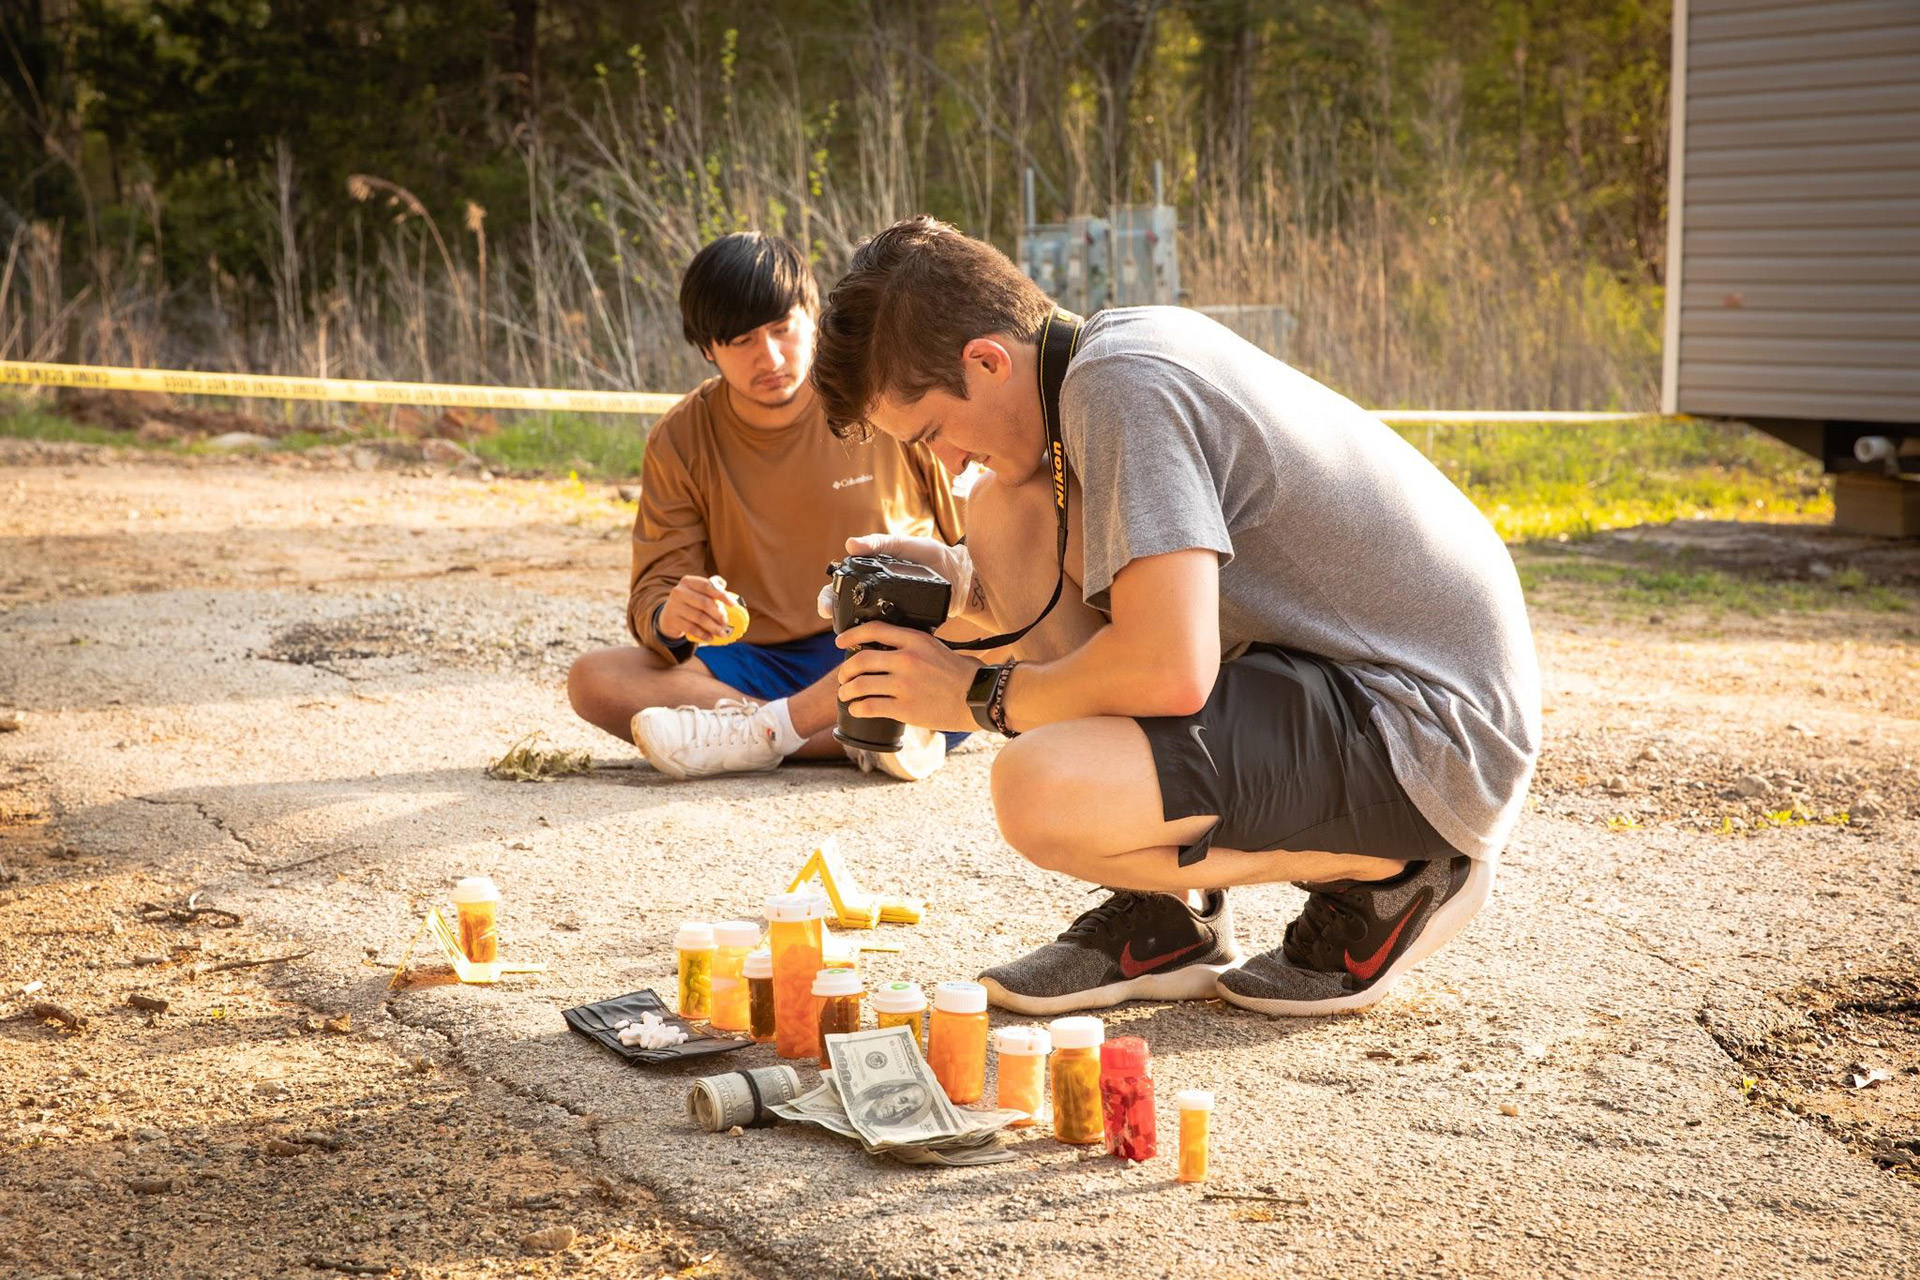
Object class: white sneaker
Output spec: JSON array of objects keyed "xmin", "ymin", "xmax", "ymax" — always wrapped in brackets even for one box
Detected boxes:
[
  {"xmin": 631, "ymin": 698, "xmax": 784, "ymax": 780},
  {"xmin": 848, "ymin": 724, "xmax": 948, "ymax": 782}
]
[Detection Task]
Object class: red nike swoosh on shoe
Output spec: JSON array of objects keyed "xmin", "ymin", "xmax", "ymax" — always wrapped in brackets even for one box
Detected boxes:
[
  {"xmin": 1343, "ymin": 889, "xmax": 1432, "ymax": 982},
  {"xmin": 1119, "ymin": 939, "xmax": 1206, "ymax": 979}
]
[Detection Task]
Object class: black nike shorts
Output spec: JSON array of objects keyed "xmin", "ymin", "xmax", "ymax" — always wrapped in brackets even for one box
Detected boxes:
[{"xmin": 1136, "ymin": 644, "xmax": 1463, "ymax": 868}]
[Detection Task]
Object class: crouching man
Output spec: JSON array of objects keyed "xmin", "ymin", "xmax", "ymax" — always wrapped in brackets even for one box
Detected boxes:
[
  {"xmin": 567, "ymin": 231, "xmax": 965, "ymax": 781},
  {"xmin": 810, "ymin": 217, "xmax": 1540, "ymax": 1015}
]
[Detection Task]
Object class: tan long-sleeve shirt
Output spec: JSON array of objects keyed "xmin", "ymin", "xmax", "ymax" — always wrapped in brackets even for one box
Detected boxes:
[{"xmin": 627, "ymin": 377, "xmax": 965, "ymax": 659}]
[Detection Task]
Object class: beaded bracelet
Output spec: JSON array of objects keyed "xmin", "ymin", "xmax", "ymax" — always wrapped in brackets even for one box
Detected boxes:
[{"xmin": 987, "ymin": 660, "xmax": 1019, "ymax": 738}]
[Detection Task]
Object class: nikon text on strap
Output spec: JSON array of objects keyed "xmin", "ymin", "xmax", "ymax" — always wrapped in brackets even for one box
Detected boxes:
[{"xmin": 947, "ymin": 309, "xmax": 1081, "ymax": 653}]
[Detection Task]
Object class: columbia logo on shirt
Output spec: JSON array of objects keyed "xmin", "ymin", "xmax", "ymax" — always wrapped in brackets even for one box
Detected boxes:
[{"xmin": 832, "ymin": 474, "xmax": 875, "ymax": 490}]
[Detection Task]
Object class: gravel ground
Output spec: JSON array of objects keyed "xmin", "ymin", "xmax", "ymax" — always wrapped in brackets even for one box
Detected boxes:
[{"xmin": 2, "ymin": 442, "xmax": 1916, "ymax": 1279}]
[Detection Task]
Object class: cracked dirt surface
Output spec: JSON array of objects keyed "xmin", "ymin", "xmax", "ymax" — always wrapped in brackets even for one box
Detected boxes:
[{"xmin": 2, "ymin": 444, "xmax": 1918, "ymax": 1279}]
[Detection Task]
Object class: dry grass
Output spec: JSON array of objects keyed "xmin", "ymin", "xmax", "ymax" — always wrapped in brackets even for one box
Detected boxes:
[{"xmin": 0, "ymin": 15, "xmax": 1658, "ymax": 418}]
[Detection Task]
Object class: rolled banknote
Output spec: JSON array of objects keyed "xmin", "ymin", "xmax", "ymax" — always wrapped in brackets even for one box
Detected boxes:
[{"xmin": 686, "ymin": 1065, "xmax": 804, "ymax": 1132}]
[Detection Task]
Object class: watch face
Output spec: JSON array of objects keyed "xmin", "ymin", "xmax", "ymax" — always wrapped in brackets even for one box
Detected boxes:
[{"xmin": 966, "ymin": 663, "xmax": 1001, "ymax": 706}]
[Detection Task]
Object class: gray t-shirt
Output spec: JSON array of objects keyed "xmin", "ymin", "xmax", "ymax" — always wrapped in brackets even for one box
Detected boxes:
[{"xmin": 1061, "ymin": 306, "xmax": 1540, "ymax": 859}]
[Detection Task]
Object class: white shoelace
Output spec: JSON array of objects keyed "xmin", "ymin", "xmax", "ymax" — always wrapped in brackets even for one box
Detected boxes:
[{"xmin": 669, "ymin": 698, "xmax": 768, "ymax": 749}]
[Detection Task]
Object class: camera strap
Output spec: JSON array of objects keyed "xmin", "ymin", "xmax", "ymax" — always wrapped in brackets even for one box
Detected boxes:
[{"xmin": 947, "ymin": 309, "xmax": 1080, "ymax": 653}]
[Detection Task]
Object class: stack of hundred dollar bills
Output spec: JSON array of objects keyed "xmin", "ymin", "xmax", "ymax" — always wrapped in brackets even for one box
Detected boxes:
[{"xmin": 771, "ymin": 1025, "xmax": 1028, "ymax": 1166}]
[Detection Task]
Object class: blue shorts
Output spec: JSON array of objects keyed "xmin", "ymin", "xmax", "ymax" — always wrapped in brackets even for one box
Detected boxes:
[{"xmin": 696, "ymin": 629, "xmax": 968, "ymax": 751}]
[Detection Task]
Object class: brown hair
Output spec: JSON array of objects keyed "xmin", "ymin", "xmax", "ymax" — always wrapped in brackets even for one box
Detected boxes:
[{"xmin": 813, "ymin": 215, "xmax": 1057, "ymax": 440}]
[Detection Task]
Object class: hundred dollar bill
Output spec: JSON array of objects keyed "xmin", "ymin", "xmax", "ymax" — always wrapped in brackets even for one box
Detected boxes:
[
  {"xmin": 769, "ymin": 1082, "xmax": 866, "ymax": 1142},
  {"xmin": 824, "ymin": 1025, "xmax": 968, "ymax": 1149}
]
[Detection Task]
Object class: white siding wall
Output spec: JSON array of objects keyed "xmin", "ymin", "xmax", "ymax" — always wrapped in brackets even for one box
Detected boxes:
[{"xmin": 1665, "ymin": 0, "xmax": 1920, "ymax": 422}]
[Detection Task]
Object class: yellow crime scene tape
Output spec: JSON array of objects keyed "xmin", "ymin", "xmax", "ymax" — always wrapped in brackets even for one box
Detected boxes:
[
  {"xmin": 0, "ymin": 359, "xmax": 683, "ymax": 416},
  {"xmin": 0, "ymin": 359, "xmax": 1648, "ymax": 424}
]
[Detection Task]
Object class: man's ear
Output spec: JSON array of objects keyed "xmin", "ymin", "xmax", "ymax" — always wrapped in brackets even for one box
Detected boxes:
[{"xmin": 961, "ymin": 337, "xmax": 1014, "ymax": 385}]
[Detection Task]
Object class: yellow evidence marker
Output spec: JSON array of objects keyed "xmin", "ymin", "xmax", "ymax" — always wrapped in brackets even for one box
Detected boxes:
[
  {"xmin": 389, "ymin": 906, "xmax": 546, "ymax": 988},
  {"xmin": 788, "ymin": 836, "xmax": 926, "ymax": 930},
  {"xmin": 699, "ymin": 592, "xmax": 750, "ymax": 647}
]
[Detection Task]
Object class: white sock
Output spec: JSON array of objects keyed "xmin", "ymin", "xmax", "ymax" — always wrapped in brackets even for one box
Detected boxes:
[{"xmin": 762, "ymin": 698, "xmax": 806, "ymax": 756}]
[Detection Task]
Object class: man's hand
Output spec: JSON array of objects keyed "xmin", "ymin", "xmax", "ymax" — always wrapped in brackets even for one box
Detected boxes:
[
  {"xmin": 816, "ymin": 535, "xmax": 979, "ymax": 623},
  {"xmin": 835, "ymin": 621, "xmax": 981, "ymax": 732},
  {"xmin": 659, "ymin": 574, "xmax": 737, "ymax": 643}
]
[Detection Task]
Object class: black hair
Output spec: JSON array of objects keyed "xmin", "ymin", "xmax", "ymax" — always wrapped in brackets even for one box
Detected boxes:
[{"xmin": 679, "ymin": 232, "xmax": 820, "ymax": 352}]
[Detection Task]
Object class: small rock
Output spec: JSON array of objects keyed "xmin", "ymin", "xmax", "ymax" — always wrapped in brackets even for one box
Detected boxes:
[
  {"xmin": 422, "ymin": 437, "xmax": 478, "ymax": 467},
  {"xmin": 323, "ymin": 1013, "xmax": 352, "ymax": 1034},
  {"xmin": 616, "ymin": 485, "xmax": 640, "ymax": 503},
  {"xmin": 127, "ymin": 1177, "xmax": 176, "ymax": 1195},
  {"xmin": 1735, "ymin": 774, "xmax": 1773, "ymax": 799},
  {"xmin": 1637, "ymin": 744, "xmax": 1662, "ymax": 763},
  {"xmin": 1647, "ymin": 613, "xmax": 1664, "ymax": 624},
  {"xmin": 293, "ymin": 1131, "xmax": 344, "ymax": 1152},
  {"xmin": 521, "ymin": 1225, "xmax": 577, "ymax": 1255},
  {"xmin": 0, "ymin": 709, "xmax": 21, "ymax": 732},
  {"xmin": 253, "ymin": 1081, "xmax": 293, "ymax": 1101},
  {"xmin": 1852, "ymin": 793, "xmax": 1886, "ymax": 822},
  {"xmin": 1499, "ymin": 1103, "xmax": 1521, "ymax": 1117},
  {"xmin": 205, "ymin": 431, "xmax": 273, "ymax": 453},
  {"xmin": 264, "ymin": 1138, "xmax": 302, "ymax": 1157},
  {"xmin": 134, "ymin": 1125, "xmax": 165, "ymax": 1143},
  {"xmin": 1786, "ymin": 721, "xmax": 1814, "ymax": 736},
  {"xmin": 1606, "ymin": 775, "xmax": 1631, "ymax": 796},
  {"xmin": 726, "ymin": 1125, "xmax": 745, "ymax": 1137}
]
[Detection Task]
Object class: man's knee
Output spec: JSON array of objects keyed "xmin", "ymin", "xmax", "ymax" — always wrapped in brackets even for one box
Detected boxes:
[
  {"xmin": 567, "ymin": 646, "xmax": 662, "ymax": 718},
  {"xmin": 990, "ymin": 731, "xmax": 1080, "ymax": 874},
  {"xmin": 964, "ymin": 471, "xmax": 1045, "ymax": 582},
  {"xmin": 566, "ymin": 649, "xmax": 616, "ymax": 718}
]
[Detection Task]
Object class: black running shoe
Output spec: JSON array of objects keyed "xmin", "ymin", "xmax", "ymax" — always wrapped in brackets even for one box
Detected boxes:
[
  {"xmin": 977, "ymin": 889, "xmax": 1243, "ymax": 1015},
  {"xmin": 1216, "ymin": 854, "xmax": 1495, "ymax": 1016}
]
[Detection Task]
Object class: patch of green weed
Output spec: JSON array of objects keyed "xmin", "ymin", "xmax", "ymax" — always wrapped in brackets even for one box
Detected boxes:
[
  {"xmin": 1397, "ymin": 419, "xmax": 1832, "ymax": 541},
  {"xmin": 1517, "ymin": 554, "xmax": 1912, "ymax": 616},
  {"xmin": 469, "ymin": 413, "xmax": 650, "ymax": 477}
]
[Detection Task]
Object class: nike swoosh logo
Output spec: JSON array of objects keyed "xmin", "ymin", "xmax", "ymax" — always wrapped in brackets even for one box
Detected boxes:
[
  {"xmin": 1119, "ymin": 939, "xmax": 1206, "ymax": 979},
  {"xmin": 1343, "ymin": 889, "xmax": 1432, "ymax": 982},
  {"xmin": 1189, "ymin": 724, "xmax": 1219, "ymax": 775}
]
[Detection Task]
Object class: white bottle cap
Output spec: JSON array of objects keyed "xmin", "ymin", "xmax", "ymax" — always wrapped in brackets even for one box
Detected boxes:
[
  {"xmin": 451, "ymin": 876, "xmax": 499, "ymax": 904},
  {"xmin": 713, "ymin": 920, "xmax": 760, "ymax": 948},
  {"xmin": 1047, "ymin": 1015, "xmax": 1105, "ymax": 1050},
  {"xmin": 869, "ymin": 981, "xmax": 927, "ymax": 1014},
  {"xmin": 811, "ymin": 968, "xmax": 863, "ymax": 998},
  {"xmin": 932, "ymin": 981, "xmax": 987, "ymax": 1015},
  {"xmin": 1175, "ymin": 1089, "xmax": 1215, "ymax": 1112},
  {"xmin": 673, "ymin": 922, "xmax": 716, "ymax": 950},
  {"xmin": 742, "ymin": 949, "xmax": 772, "ymax": 979},
  {"xmin": 764, "ymin": 891, "xmax": 829, "ymax": 922},
  {"xmin": 993, "ymin": 1026, "xmax": 1052, "ymax": 1056}
]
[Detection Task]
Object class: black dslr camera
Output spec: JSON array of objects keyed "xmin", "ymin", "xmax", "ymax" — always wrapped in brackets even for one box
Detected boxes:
[{"xmin": 826, "ymin": 553, "xmax": 952, "ymax": 753}]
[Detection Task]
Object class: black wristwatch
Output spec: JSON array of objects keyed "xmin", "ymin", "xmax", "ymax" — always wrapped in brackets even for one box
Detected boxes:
[{"xmin": 966, "ymin": 662, "xmax": 1019, "ymax": 736}]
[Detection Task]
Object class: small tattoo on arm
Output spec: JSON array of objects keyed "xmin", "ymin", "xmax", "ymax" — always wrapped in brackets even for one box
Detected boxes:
[{"xmin": 967, "ymin": 576, "xmax": 988, "ymax": 613}]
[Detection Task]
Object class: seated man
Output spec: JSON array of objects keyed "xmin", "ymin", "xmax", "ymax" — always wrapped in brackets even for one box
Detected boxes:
[
  {"xmin": 811, "ymin": 217, "xmax": 1541, "ymax": 1016},
  {"xmin": 567, "ymin": 231, "xmax": 964, "ymax": 781}
]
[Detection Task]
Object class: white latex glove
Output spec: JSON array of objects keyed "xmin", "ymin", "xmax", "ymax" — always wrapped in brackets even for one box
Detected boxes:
[{"xmin": 816, "ymin": 534, "xmax": 975, "ymax": 621}]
